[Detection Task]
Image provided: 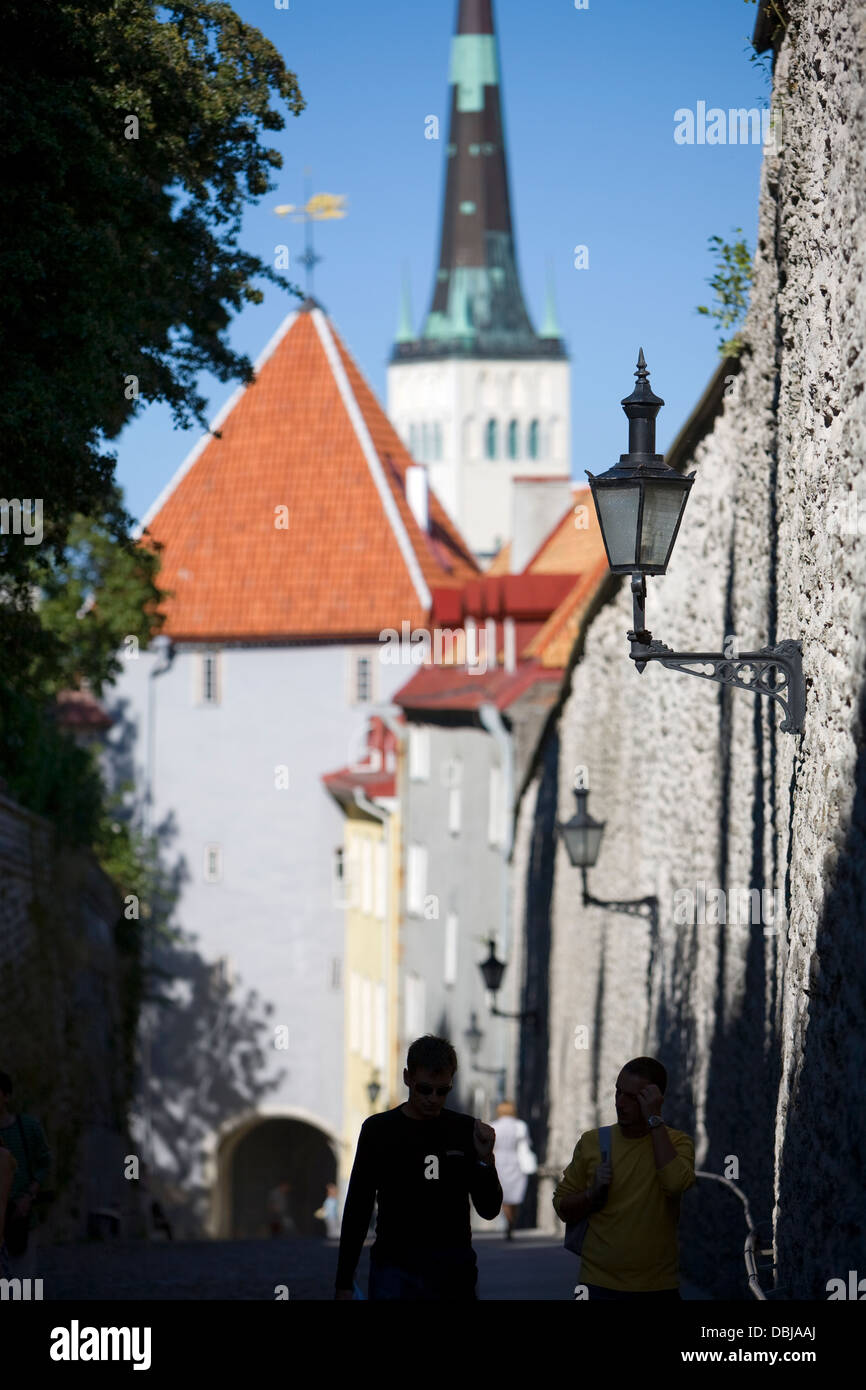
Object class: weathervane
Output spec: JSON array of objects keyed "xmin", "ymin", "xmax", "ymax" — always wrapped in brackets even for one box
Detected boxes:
[{"xmin": 275, "ymin": 168, "xmax": 347, "ymax": 299}]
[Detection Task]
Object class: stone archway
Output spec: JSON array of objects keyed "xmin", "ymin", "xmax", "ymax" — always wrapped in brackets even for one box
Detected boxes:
[{"xmin": 211, "ymin": 1109, "xmax": 339, "ymax": 1239}]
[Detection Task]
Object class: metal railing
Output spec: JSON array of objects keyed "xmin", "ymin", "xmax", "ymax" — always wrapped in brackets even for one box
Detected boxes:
[{"xmin": 694, "ymin": 1170, "xmax": 785, "ymax": 1299}]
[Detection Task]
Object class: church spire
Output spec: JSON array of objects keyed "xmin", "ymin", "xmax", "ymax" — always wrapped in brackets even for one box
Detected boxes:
[{"xmin": 392, "ymin": 0, "xmax": 565, "ymax": 362}]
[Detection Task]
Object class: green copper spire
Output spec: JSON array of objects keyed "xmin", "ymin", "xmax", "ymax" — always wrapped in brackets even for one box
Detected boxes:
[
  {"xmin": 540, "ymin": 263, "xmax": 561, "ymax": 340},
  {"xmin": 395, "ymin": 266, "xmax": 414, "ymax": 344},
  {"xmin": 391, "ymin": 0, "xmax": 566, "ymax": 364}
]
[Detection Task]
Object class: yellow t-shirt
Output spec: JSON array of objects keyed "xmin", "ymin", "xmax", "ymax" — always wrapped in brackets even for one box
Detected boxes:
[{"xmin": 552, "ymin": 1124, "xmax": 695, "ymax": 1291}]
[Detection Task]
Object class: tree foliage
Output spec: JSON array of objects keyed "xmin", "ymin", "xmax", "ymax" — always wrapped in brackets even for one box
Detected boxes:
[
  {"xmin": 0, "ymin": 0, "xmax": 304, "ymax": 587},
  {"xmin": 696, "ymin": 230, "xmax": 754, "ymax": 357}
]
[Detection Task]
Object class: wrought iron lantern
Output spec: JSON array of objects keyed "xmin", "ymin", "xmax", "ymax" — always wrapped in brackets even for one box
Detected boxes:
[
  {"xmin": 556, "ymin": 788, "xmax": 605, "ymax": 869},
  {"xmin": 477, "ymin": 941, "xmax": 536, "ymax": 1024},
  {"xmin": 557, "ymin": 784, "xmax": 657, "ymax": 926},
  {"xmin": 587, "ymin": 351, "xmax": 805, "ymax": 735}
]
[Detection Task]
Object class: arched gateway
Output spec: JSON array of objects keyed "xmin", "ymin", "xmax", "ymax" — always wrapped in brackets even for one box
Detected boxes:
[{"xmin": 209, "ymin": 1108, "xmax": 340, "ymax": 1239}]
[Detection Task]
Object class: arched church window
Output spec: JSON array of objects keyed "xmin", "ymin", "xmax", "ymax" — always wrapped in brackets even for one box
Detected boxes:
[
  {"xmin": 528, "ymin": 419, "xmax": 540, "ymax": 459},
  {"xmin": 409, "ymin": 423, "xmax": 418, "ymax": 457},
  {"xmin": 433, "ymin": 423, "xmax": 443, "ymax": 461},
  {"xmin": 485, "ymin": 419, "xmax": 498, "ymax": 460},
  {"xmin": 507, "ymin": 420, "xmax": 519, "ymax": 460},
  {"xmin": 421, "ymin": 423, "xmax": 430, "ymax": 461}
]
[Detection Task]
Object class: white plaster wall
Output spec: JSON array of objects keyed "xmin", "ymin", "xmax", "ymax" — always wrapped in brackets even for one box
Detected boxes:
[{"xmin": 388, "ymin": 357, "xmax": 571, "ymax": 555}]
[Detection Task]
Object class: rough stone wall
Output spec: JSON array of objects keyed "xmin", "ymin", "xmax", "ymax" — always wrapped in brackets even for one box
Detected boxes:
[
  {"xmin": 535, "ymin": 1, "xmax": 866, "ymax": 1298},
  {"xmin": 0, "ymin": 793, "xmax": 134, "ymax": 1240}
]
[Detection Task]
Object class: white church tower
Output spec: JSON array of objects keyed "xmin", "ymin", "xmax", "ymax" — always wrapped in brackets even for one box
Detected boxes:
[{"xmin": 387, "ymin": 0, "xmax": 571, "ymax": 563}]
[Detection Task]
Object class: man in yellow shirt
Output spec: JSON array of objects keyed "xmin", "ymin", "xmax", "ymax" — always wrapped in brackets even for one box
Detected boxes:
[{"xmin": 552, "ymin": 1056, "xmax": 695, "ymax": 1299}]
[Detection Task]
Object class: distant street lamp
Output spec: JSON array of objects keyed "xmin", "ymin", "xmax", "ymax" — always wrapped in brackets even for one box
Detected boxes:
[
  {"xmin": 587, "ymin": 351, "xmax": 804, "ymax": 735},
  {"xmin": 557, "ymin": 785, "xmax": 658, "ymax": 927},
  {"xmin": 478, "ymin": 941, "xmax": 537, "ymax": 1024},
  {"xmin": 367, "ymin": 1073, "xmax": 381, "ymax": 1108},
  {"xmin": 463, "ymin": 1011, "xmax": 507, "ymax": 1081}
]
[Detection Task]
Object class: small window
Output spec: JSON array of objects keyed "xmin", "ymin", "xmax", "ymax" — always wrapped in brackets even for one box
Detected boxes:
[
  {"xmin": 204, "ymin": 844, "xmax": 222, "ymax": 883},
  {"xmin": 444, "ymin": 913, "xmax": 458, "ymax": 987},
  {"xmin": 361, "ymin": 838, "xmax": 374, "ymax": 916},
  {"xmin": 356, "ymin": 655, "xmax": 372, "ymax": 703},
  {"xmin": 407, "ymin": 843, "xmax": 428, "ymax": 915},
  {"xmin": 349, "ymin": 650, "xmax": 376, "ymax": 706},
  {"xmin": 507, "ymin": 419, "xmax": 519, "ymax": 460},
  {"xmin": 409, "ymin": 423, "xmax": 418, "ymax": 456},
  {"xmin": 200, "ymin": 652, "xmax": 221, "ymax": 705},
  {"xmin": 374, "ymin": 842, "xmax": 387, "ymax": 920},
  {"xmin": 485, "ymin": 418, "xmax": 498, "ymax": 459},
  {"xmin": 421, "ymin": 423, "xmax": 430, "ymax": 461},
  {"xmin": 527, "ymin": 419, "xmax": 540, "ymax": 460},
  {"xmin": 448, "ymin": 786, "xmax": 462, "ymax": 835},
  {"xmin": 408, "ymin": 725, "xmax": 430, "ymax": 782},
  {"xmin": 433, "ymin": 422, "xmax": 443, "ymax": 461},
  {"xmin": 333, "ymin": 845, "xmax": 346, "ymax": 906}
]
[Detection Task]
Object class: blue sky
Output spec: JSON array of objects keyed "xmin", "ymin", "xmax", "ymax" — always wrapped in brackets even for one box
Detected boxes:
[{"xmin": 116, "ymin": 0, "xmax": 770, "ymax": 523}]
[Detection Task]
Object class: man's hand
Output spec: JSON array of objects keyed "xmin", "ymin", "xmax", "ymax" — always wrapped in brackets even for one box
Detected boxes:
[
  {"xmin": 587, "ymin": 1159, "xmax": 612, "ymax": 1212},
  {"xmin": 473, "ymin": 1119, "xmax": 496, "ymax": 1162},
  {"xmin": 334, "ymin": 1289, "xmax": 354, "ymax": 1301},
  {"xmin": 637, "ymin": 1084, "xmax": 663, "ymax": 1120}
]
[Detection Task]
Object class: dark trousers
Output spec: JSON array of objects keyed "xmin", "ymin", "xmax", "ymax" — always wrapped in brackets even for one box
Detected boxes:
[{"xmin": 369, "ymin": 1253, "xmax": 478, "ymax": 1301}]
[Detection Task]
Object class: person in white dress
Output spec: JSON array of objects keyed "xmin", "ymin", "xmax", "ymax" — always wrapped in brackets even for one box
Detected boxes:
[{"xmin": 490, "ymin": 1102, "xmax": 536, "ymax": 1239}]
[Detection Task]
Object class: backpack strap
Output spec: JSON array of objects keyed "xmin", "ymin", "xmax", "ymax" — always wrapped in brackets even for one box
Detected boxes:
[{"xmin": 598, "ymin": 1124, "xmax": 611, "ymax": 1162}]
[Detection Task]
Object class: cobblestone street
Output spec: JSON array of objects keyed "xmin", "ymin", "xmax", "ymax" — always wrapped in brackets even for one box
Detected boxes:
[{"xmin": 34, "ymin": 1234, "xmax": 712, "ymax": 1301}]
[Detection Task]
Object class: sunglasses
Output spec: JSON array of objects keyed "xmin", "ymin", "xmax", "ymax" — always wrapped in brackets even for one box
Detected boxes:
[{"xmin": 414, "ymin": 1083, "xmax": 452, "ymax": 1097}]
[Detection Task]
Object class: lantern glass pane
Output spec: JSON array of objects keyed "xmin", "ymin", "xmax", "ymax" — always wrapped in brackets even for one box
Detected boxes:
[
  {"xmin": 594, "ymin": 486, "xmax": 640, "ymax": 569},
  {"xmin": 639, "ymin": 481, "xmax": 687, "ymax": 569},
  {"xmin": 585, "ymin": 824, "xmax": 604, "ymax": 868},
  {"xmin": 562, "ymin": 822, "xmax": 604, "ymax": 868}
]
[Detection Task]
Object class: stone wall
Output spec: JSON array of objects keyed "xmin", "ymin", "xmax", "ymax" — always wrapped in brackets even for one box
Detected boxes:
[
  {"xmin": 528, "ymin": 0, "xmax": 866, "ymax": 1298},
  {"xmin": 0, "ymin": 791, "xmax": 135, "ymax": 1241}
]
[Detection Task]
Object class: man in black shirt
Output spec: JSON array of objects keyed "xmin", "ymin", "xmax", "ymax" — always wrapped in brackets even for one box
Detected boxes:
[{"xmin": 335, "ymin": 1035, "xmax": 502, "ymax": 1300}]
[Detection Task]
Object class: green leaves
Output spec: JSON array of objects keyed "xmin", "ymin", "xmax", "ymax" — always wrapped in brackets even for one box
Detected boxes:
[
  {"xmin": 696, "ymin": 230, "xmax": 754, "ymax": 357},
  {"xmin": 0, "ymin": 0, "xmax": 304, "ymax": 587}
]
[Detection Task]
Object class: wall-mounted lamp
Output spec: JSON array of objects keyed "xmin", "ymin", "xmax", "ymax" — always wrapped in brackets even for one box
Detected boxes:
[
  {"xmin": 587, "ymin": 352, "xmax": 804, "ymax": 735},
  {"xmin": 557, "ymin": 786, "xmax": 658, "ymax": 928},
  {"xmin": 477, "ymin": 941, "xmax": 537, "ymax": 1024}
]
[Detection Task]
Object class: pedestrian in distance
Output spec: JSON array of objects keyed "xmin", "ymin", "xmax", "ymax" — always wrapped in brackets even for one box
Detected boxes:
[
  {"xmin": 266, "ymin": 1179, "xmax": 294, "ymax": 1238},
  {"xmin": 314, "ymin": 1181, "xmax": 341, "ymax": 1239},
  {"xmin": 553, "ymin": 1056, "xmax": 695, "ymax": 1299},
  {"xmin": 0, "ymin": 1069, "xmax": 52, "ymax": 1283},
  {"xmin": 334, "ymin": 1034, "xmax": 502, "ymax": 1300},
  {"xmin": 490, "ymin": 1101, "xmax": 536, "ymax": 1239}
]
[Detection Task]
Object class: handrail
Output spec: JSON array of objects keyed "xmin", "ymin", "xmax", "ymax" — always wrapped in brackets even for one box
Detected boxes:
[{"xmin": 694, "ymin": 1169, "xmax": 773, "ymax": 1300}]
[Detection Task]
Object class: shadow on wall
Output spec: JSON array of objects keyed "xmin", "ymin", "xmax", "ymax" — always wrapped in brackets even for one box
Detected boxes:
[
  {"xmin": 143, "ymin": 934, "xmax": 287, "ymax": 1238},
  {"xmin": 517, "ymin": 728, "xmax": 559, "ymax": 1229},
  {"xmin": 105, "ymin": 695, "xmax": 288, "ymax": 1238},
  {"xmin": 775, "ymin": 676, "xmax": 866, "ymax": 1298}
]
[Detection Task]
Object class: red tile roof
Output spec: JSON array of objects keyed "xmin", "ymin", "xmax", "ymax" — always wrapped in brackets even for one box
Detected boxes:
[
  {"xmin": 393, "ymin": 661, "xmax": 561, "ymax": 714},
  {"xmin": 139, "ymin": 306, "xmax": 478, "ymax": 641}
]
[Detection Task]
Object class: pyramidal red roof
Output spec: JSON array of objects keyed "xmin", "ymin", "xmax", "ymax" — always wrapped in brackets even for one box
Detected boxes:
[{"xmin": 139, "ymin": 305, "xmax": 478, "ymax": 641}]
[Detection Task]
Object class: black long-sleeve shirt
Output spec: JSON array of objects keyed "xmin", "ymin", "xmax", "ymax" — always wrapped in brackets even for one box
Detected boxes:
[{"xmin": 335, "ymin": 1105, "xmax": 503, "ymax": 1291}]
